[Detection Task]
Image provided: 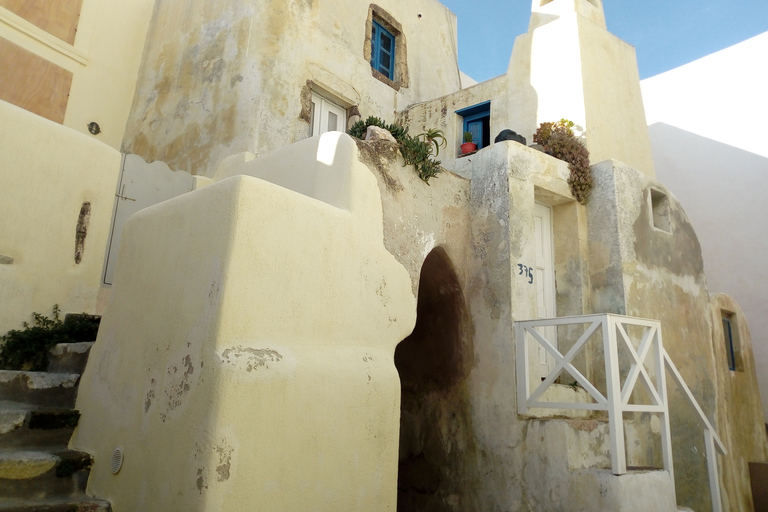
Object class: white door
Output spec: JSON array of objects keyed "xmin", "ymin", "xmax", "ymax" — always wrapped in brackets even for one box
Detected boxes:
[
  {"xmin": 310, "ymin": 92, "xmax": 346, "ymax": 136},
  {"xmin": 533, "ymin": 203, "xmax": 557, "ymax": 382},
  {"xmin": 103, "ymin": 155, "xmax": 195, "ymax": 285}
]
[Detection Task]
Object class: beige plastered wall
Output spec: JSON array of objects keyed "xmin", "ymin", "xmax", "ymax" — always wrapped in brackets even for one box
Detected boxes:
[
  {"xmin": 121, "ymin": 0, "xmax": 462, "ymax": 177},
  {"xmin": 0, "ymin": 101, "xmax": 120, "ymax": 334},
  {"xmin": 72, "ymin": 134, "xmax": 417, "ymax": 511},
  {"xmin": 507, "ymin": 2, "xmax": 656, "ymax": 178},
  {"xmin": 0, "ymin": 0, "xmax": 156, "ymax": 149},
  {"xmin": 397, "ymin": 75, "xmax": 510, "ymax": 177},
  {"xmin": 710, "ymin": 293, "xmax": 768, "ymax": 512}
]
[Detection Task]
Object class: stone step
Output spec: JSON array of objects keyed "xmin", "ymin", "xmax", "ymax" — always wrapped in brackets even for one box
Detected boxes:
[
  {"xmin": 47, "ymin": 342, "xmax": 95, "ymax": 375},
  {"xmin": 0, "ymin": 449, "xmax": 92, "ymax": 500},
  {"xmin": 0, "ymin": 401, "xmax": 79, "ymax": 449},
  {"xmin": 0, "ymin": 371, "xmax": 80, "ymax": 408},
  {"xmin": 0, "ymin": 497, "xmax": 111, "ymax": 511}
]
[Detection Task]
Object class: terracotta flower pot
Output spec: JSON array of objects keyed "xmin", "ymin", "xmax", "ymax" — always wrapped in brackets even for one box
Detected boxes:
[{"xmin": 460, "ymin": 142, "xmax": 477, "ymax": 154}]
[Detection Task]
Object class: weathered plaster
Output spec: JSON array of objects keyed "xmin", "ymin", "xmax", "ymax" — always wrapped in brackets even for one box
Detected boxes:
[
  {"xmin": 587, "ymin": 159, "xmax": 722, "ymax": 511},
  {"xmin": 710, "ymin": 293, "xmax": 768, "ymax": 512},
  {"xmin": 122, "ymin": 0, "xmax": 462, "ymax": 176}
]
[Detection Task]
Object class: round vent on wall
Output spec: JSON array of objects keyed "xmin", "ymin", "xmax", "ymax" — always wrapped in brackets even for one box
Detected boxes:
[{"xmin": 110, "ymin": 447, "xmax": 124, "ymax": 474}]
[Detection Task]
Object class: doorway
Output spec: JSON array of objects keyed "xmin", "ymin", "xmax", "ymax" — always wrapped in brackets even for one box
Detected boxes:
[
  {"xmin": 531, "ymin": 202, "xmax": 557, "ymax": 383},
  {"xmin": 394, "ymin": 247, "xmax": 472, "ymax": 512}
]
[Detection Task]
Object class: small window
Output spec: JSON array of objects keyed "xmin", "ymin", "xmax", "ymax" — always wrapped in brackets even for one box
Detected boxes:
[
  {"xmin": 371, "ymin": 20, "xmax": 395, "ymax": 81},
  {"xmin": 649, "ymin": 188, "xmax": 671, "ymax": 233},
  {"xmin": 310, "ymin": 92, "xmax": 346, "ymax": 136},
  {"xmin": 456, "ymin": 102, "xmax": 491, "ymax": 150},
  {"xmin": 366, "ymin": 6, "xmax": 407, "ymax": 89},
  {"xmin": 722, "ymin": 312, "xmax": 743, "ymax": 372}
]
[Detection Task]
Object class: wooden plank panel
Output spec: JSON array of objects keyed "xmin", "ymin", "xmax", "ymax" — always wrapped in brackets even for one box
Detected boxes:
[
  {"xmin": 0, "ymin": 0, "xmax": 83, "ymax": 45},
  {"xmin": 0, "ymin": 37, "xmax": 72, "ymax": 124}
]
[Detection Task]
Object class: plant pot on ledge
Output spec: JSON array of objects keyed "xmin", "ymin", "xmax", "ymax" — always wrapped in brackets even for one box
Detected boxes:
[{"xmin": 461, "ymin": 131, "xmax": 477, "ymax": 155}]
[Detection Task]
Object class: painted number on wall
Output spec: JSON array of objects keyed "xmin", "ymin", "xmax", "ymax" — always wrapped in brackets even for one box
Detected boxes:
[{"xmin": 518, "ymin": 264, "xmax": 534, "ymax": 284}]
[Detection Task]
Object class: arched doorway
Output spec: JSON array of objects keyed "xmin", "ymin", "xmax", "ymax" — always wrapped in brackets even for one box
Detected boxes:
[{"xmin": 394, "ymin": 247, "xmax": 473, "ymax": 512}]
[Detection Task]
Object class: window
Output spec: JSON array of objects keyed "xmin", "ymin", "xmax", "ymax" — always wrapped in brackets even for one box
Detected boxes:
[
  {"xmin": 456, "ymin": 101, "xmax": 491, "ymax": 150},
  {"xmin": 722, "ymin": 312, "xmax": 743, "ymax": 372},
  {"xmin": 649, "ymin": 188, "xmax": 671, "ymax": 233},
  {"xmin": 371, "ymin": 20, "xmax": 395, "ymax": 81},
  {"xmin": 309, "ymin": 92, "xmax": 346, "ymax": 136},
  {"xmin": 366, "ymin": 6, "xmax": 407, "ymax": 89}
]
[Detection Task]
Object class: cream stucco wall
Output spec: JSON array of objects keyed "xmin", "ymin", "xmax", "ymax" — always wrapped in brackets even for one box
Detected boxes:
[
  {"xmin": 641, "ymin": 33, "xmax": 768, "ymax": 422},
  {"xmin": 710, "ymin": 294, "xmax": 768, "ymax": 512},
  {"xmin": 0, "ymin": 101, "xmax": 121, "ymax": 334},
  {"xmin": 0, "ymin": 0, "xmax": 156, "ymax": 149},
  {"xmin": 72, "ymin": 134, "xmax": 417, "ymax": 511},
  {"xmin": 508, "ymin": 0, "xmax": 655, "ymax": 178},
  {"xmin": 122, "ymin": 0, "xmax": 462, "ymax": 177}
]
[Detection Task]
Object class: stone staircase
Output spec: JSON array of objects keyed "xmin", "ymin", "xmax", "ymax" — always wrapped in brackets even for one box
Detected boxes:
[{"xmin": 0, "ymin": 341, "xmax": 109, "ymax": 511}]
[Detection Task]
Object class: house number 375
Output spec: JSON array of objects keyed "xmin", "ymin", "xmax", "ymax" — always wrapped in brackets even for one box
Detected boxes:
[{"xmin": 518, "ymin": 264, "xmax": 534, "ymax": 284}]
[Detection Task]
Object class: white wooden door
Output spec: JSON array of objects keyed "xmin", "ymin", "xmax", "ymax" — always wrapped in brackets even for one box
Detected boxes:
[
  {"xmin": 310, "ymin": 92, "xmax": 346, "ymax": 136},
  {"xmin": 103, "ymin": 155, "xmax": 195, "ymax": 285},
  {"xmin": 533, "ymin": 203, "xmax": 557, "ymax": 381}
]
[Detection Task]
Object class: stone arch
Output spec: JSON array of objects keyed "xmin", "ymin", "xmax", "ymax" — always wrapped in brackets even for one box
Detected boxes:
[{"xmin": 394, "ymin": 246, "xmax": 474, "ymax": 511}]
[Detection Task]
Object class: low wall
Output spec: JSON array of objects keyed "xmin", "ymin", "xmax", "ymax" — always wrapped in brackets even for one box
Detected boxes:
[
  {"xmin": 73, "ymin": 134, "xmax": 416, "ymax": 511},
  {"xmin": 0, "ymin": 100, "xmax": 120, "ymax": 334}
]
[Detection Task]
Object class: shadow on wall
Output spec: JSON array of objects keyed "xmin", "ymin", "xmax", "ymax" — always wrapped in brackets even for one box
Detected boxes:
[
  {"xmin": 648, "ymin": 122, "xmax": 768, "ymax": 423},
  {"xmin": 394, "ymin": 246, "xmax": 475, "ymax": 512}
]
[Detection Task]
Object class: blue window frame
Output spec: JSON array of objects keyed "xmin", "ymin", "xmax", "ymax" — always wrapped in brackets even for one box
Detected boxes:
[
  {"xmin": 371, "ymin": 20, "xmax": 395, "ymax": 80},
  {"xmin": 456, "ymin": 101, "xmax": 491, "ymax": 149}
]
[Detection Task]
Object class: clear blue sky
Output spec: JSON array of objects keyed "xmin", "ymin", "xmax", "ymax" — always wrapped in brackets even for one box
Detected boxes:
[{"xmin": 438, "ymin": 0, "xmax": 768, "ymax": 82}]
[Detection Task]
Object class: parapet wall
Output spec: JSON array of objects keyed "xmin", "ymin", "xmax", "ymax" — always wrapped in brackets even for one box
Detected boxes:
[{"xmin": 0, "ymin": 101, "xmax": 120, "ymax": 334}]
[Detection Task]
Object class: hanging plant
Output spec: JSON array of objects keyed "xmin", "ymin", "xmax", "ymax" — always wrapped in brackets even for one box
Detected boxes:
[
  {"xmin": 349, "ymin": 116, "xmax": 445, "ymax": 185},
  {"xmin": 533, "ymin": 119, "xmax": 592, "ymax": 204}
]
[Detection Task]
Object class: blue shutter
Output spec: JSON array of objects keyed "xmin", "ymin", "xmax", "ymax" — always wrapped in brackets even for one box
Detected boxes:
[{"xmin": 372, "ymin": 21, "xmax": 395, "ymax": 80}]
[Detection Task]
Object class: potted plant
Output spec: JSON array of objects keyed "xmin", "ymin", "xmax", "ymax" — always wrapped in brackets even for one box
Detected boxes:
[{"xmin": 460, "ymin": 131, "xmax": 477, "ymax": 154}]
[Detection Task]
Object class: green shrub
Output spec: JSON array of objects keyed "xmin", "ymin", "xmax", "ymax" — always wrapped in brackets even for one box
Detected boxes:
[
  {"xmin": 348, "ymin": 116, "xmax": 446, "ymax": 184},
  {"xmin": 0, "ymin": 305, "xmax": 100, "ymax": 371},
  {"xmin": 533, "ymin": 119, "xmax": 592, "ymax": 204}
]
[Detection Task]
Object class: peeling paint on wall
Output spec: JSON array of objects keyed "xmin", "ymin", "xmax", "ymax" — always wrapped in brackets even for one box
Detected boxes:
[
  {"xmin": 74, "ymin": 201, "xmax": 91, "ymax": 264},
  {"xmin": 219, "ymin": 346, "xmax": 283, "ymax": 372}
]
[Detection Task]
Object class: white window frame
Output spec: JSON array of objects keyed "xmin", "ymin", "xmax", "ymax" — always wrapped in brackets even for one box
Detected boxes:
[{"xmin": 310, "ymin": 92, "xmax": 346, "ymax": 136}]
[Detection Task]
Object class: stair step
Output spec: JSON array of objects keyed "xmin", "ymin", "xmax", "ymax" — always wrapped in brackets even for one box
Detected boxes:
[
  {"xmin": 0, "ymin": 449, "xmax": 92, "ymax": 500},
  {"xmin": 47, "ymin": 343, "xmax": 95, "ymax": 375},
  {"xmin": 0, "ymin": 371, "xmax": 80, "ymax": 408},
  {"xmin": 0, "ymin": 401, "xmax": 79, "ymax": 449},
  {"xmin": 0, "ymin": 497, "xmax": 111, "ymax": 511}
]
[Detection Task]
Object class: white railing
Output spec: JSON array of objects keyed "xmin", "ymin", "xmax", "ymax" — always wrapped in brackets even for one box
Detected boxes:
[{"xmin": 515, "ymin": 314, "xmax": 726, "ymax": 512}]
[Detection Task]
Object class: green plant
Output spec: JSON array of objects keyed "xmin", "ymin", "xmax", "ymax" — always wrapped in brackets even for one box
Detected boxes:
[
  {"xmin": 348, "ymin": 116, "xmax": 444, "ymax": 184},
  {"xmin": 463, "ymin": 131, "xmax": 474, "ymax": 144},
  {"xmin": 533, "ymin": 119, "xmax": 592, "ymax": 204},
  {"xmin": 0, "ymin": 305, "xmax": 100, "ymax": 371},
  {"xmin": 418, "ymin": 128, "xmax": 447, "ymax": 157}
]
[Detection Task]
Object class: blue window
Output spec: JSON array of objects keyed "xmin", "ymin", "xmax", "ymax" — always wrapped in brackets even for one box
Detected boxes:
[
  {"xmin": 722, "ymin": 314, "xmax": 740, "ymax": 371},
  {"xmin": 371, "ymin": 20, "xmax": 395, "ymax": 80},
  {"xmin": 456, "ymin": 101, "xmax": 491, "ymax": 150}
]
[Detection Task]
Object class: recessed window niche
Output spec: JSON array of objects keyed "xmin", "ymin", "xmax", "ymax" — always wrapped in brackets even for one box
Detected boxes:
[{"xmin": 649, "ymin": 188, "xmax": 671, "ymax": 233}]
